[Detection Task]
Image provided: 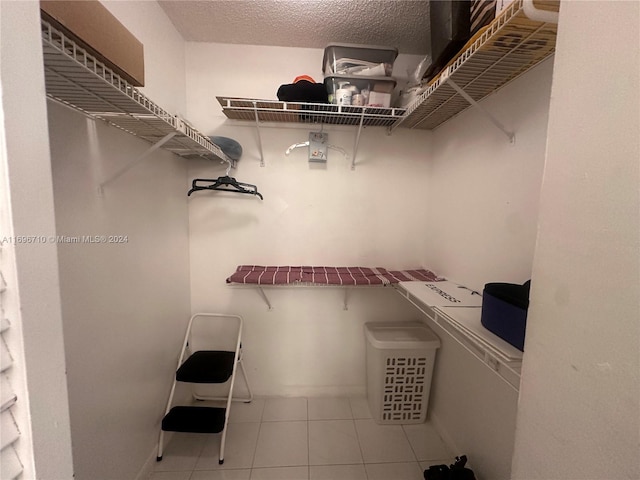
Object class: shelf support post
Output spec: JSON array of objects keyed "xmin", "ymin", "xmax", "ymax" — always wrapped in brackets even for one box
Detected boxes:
[
  {"xmin": 98, "ymin": 132, "xmax": 177, "ymax": 194},
  {"xmin": 252, "ymin": 101, "xmax": 265, "ymax": 167},
  {"xmin": 351, "ymin": 108, "xmax": 366, "ymax": 170},
  {"xmin": 444, "ymin": 76, "xmax": 515, "ymax": 143},
  {"xmin": 257, "ymin": 287, "xmax": 272, "ymax": 310}
]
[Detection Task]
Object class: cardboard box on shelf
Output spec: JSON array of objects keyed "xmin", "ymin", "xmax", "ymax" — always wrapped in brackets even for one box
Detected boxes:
[{"xmin": 41, "ymin": 0, "xmax": 145, "ymax": 86}]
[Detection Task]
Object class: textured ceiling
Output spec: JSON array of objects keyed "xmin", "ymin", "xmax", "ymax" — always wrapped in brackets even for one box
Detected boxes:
[{"xmin": 158, "ymin": 0, "xmax": 431, "ymax": 55}]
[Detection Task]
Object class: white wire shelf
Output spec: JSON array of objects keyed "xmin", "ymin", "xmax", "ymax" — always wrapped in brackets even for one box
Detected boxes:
[
  {"xmin": 395, "ymin": 283, "xmax": 523, "ymax": 391},
  {"xmin": 392, "ymin": 0, "xmax": 560, "ymax": 131},
  {"xmin": 216, "ymin": 1, "xmax": 558, "ymax": 135},
  {"xmin": 217, "ymin": 97, "xmax": 406, "ymax": 128},
  {"xmin": 41, "ymin": 19, "xmax": 230, "ymax": 163}
]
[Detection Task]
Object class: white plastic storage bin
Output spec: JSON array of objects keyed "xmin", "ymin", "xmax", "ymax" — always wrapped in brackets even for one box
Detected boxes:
[
  {"xmin": 323, "ymin": 43, "xmax": 398, "ymax": 76},
  {"xmin": 365, "ymin": 321, "xmax": 440, "ymax": 424},
  {"xmin": 324, "ymin": 75, "xmax": 397, "ymax": 107}
]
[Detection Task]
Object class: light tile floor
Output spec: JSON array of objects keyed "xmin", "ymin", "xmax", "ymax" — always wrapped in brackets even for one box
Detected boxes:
[{"xmin": 152, "ymin": 397, "xmax": 453, "ymax": 480}]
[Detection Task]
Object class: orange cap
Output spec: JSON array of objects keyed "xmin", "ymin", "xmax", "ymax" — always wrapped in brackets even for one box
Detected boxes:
[{"xmin": 293, "ymin": 75, "xmax": 316, "ymax": 84}]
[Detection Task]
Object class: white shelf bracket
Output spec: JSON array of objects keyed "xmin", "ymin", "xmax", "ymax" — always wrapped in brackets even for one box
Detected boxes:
[
  {"xmin": 98, "ymin": 132, "xmax": 177, "ymax": 194},
  {"xmin": 252, "ymin": 101, "xmax": 265, "ymax": 167},
  {"xmin": 343, "ymin": 288, "xmax": 351, "ymax": 310},
  {"xmin": 445, "ymin": 75, "xmax": 515, "ymax": 143},
  {"xmin": 257, "ymin": 287, "xmax": 272, "ymax": 310},
  {"xmin": 351, "ymin": 109, "xmax": 366, "ymax": 170},
  {"xmin": 485, "ymin": 352, "xmax": 501, "ymax": 371}
]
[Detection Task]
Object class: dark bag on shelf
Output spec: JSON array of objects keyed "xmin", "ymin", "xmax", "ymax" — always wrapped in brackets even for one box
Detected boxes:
[
  {"xmin": 277, "ymin": 78, "xmax": 329, "ymax": 103},
  {"xmin": 481, "ymin": 280, "xmax": 531, "ymax": 351},
  {"xmin": 423, "ymin": 0, "xmax": 472, "ymax": 82}
]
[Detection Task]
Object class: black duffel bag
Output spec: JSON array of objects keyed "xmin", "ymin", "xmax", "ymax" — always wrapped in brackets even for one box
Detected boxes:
[{"xmin": 424, "ymin": 455, "xmax": 476, "ymax": 480}]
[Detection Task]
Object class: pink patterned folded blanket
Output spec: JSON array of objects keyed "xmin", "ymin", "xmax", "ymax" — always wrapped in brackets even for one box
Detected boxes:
[{"xmin": 226, "ymin": 266, "xmax": 445, "ymax": 286}]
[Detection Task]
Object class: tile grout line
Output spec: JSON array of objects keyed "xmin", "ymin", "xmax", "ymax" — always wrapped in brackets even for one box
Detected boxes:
[
  {"xmin": 401, "ymin": 424, "xmax": 422, "ymax": 465},
  {"xmin": 349, "ymin": 398, "xmax": 370, "ymax": 479},
  {"xmin": 156, "ymin": 397, "xmax": 441, "ymax": 480},
  {"xmin": 249, "ymin": 398, "xmax": 265, "ymax": 474},
  {"xmin": 352, "ymin": 417, "xmax": 370, "ymax": 479},
  {"xmin": 306, "ymin": 396, "xmax": 310, "ymax": 479}
]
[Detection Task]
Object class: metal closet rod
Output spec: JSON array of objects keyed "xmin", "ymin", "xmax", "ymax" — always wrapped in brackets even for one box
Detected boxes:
[{"xmin": 250, "ymin": 101, "xmax": 367, "ymax": 170}]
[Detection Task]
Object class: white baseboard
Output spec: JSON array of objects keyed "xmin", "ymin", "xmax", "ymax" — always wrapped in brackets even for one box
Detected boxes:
[
  {"xmin": 258, "ymin": 385, "xmax": 367, "ymax": 398},
  {"xmin": 429, "ymin": 411, "xmax": 460, "ymax": 458},
  {"xmin": 134, "ymin": 433, "xmax": 173, "ymax": 480}
]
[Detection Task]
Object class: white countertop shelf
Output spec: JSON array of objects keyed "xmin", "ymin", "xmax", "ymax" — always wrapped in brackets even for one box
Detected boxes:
[
  {"xmin": 395, "ymin": 281, "xmax": 523, "ymax": 391},
  {"xmin": 41, "ymin": 19, "xmax": 229, "ymax": 163},
  {"xmin": 217, "ymin": 97, "xmax": 406, "ymax": 128}
]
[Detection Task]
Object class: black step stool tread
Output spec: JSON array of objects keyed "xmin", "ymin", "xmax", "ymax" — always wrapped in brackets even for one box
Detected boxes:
[
  {"xmin": 162, "ymin": 406, "xmax": 226, "ymax": 433},
  {"xmin": 176, "ymin": 350, "xmax": 235, "ymax": 383}
]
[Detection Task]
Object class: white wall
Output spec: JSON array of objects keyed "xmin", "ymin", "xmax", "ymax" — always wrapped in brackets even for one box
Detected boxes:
[
  {"xmin": 185, "ymin": 43, "xmax": 433, "ymax": 396},
  {"xmin": 50, "ymin": 104, "xmax": 191, "ymax": 480},
  {"xmin": 422, "ymin": 314, "xmax": 519, "ymax": 480},
  {"xmin": 0, "ymin": 2, "xmax": 74, "ymax": 479},
  {"xmin": 417, "ymin": 47, "xmax": 554, "ymax": 480},
  {"xmin": 102, "ymin": 0, "xmax": 187, "ymax": 114},
  {"xmin": 184, "ymin": 40, "xmax": 555, "ymax": 480},
  {"xmin": 512, "ymin": 2, "xmax": 640, "ymax": 478},
  {"xmin": 47, "ymin": 2, "xmax": 192, "ymax": 479},
  {"xmin": 425, "ymin": 58, "xmax": 553, "ymax": 292}
]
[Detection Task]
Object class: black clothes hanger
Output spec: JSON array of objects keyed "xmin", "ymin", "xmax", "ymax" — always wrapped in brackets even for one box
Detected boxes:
[
  {"xmin": 189, "ymin": 137, "xmax": 262, "ymax": 199},
  {"xmin": 187, "ymin": 177, "xmax": 263, "ymax": 200}
]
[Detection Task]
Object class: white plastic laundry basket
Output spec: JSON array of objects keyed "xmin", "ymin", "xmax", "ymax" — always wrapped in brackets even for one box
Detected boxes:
[{"xmin": 365, "ymin": 321, "xmax": 440, "ymax": 424}]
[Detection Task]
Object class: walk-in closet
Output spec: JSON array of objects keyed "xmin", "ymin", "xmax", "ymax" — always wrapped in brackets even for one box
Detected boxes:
[{"xmin": 0, "ymin": 1, "xmax": 638, "ymax": 480}]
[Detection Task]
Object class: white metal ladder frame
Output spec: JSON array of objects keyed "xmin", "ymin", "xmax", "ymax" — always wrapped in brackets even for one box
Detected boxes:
[{"xmin": 156, "ymin": 313, "xmax": 252, "ymax": 464}]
